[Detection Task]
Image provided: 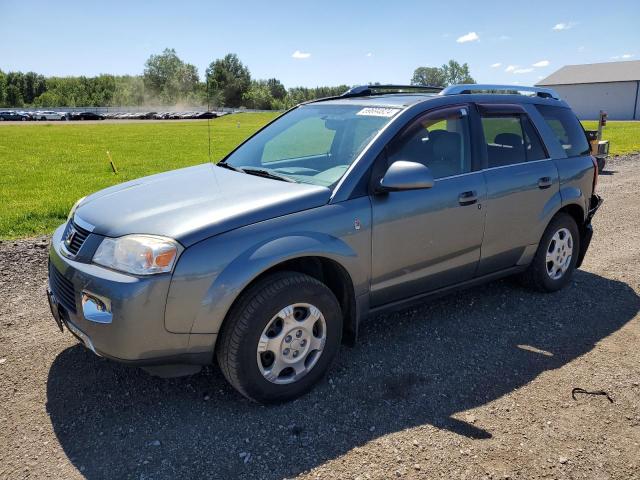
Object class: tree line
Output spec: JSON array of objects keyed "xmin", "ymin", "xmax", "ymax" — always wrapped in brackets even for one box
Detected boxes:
[{"xmin": 0, "ymin": 49, "xmax": 474, "ymax": 110}]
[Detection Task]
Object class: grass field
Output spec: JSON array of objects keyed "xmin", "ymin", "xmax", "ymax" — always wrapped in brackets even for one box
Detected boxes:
[
  {"xmin": 0, "ymin": 113, "xmax": 279, "ymax": 239},
  {"xmin": 582, "ymin": 121, "xmax": 640, "ymax": 155},
  {"xmin": 0, "ymin": 116, "xmax": 638, "ymax": 239}
]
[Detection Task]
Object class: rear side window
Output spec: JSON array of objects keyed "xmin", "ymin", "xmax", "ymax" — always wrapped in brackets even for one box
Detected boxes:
[
  {"xmin": 536, "ymin": 105, "xmax": 590, "ymax": 157},
  {"xmin": 481, "ymin": 114, "xmax": 547, "ymax": 168}
]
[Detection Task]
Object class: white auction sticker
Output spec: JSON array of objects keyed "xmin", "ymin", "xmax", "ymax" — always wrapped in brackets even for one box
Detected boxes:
[{"xmin": 356, "ymin": 107, "xmax": 400, "ymax": 117}]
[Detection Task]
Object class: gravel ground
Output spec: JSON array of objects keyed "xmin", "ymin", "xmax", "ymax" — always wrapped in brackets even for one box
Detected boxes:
[{"xmin": 1, "ymin": 155, "xmax": 639, "ymax": 480}]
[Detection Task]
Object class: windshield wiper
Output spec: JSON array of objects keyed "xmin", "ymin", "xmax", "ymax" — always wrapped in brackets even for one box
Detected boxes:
[
  {"xmin": 241, "ymin": 168, "xmax": 297, "ymax": 183},
  {"xmin": 216, "ymin": 162, "xmax": 244, "ymax": 173}
]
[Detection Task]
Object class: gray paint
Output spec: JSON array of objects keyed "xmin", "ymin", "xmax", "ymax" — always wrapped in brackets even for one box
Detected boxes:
[{"xmin": 48, "ymin": 91, "xmax": 598, "ymax": 364}]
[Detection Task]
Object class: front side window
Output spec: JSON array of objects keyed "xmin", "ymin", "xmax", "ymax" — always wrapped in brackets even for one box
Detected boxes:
[
  {"xmin": 386, "ymin": 107, "xmax": 472, "ymax": 179},
  {"xmin": 481, "ymin": 114, "xmax": 547, "ymax": 168},
  {"xmin": 223, "ymin": 104, "xmax": 399, "ymax": 187},
  {"xmin": 536, "ymin": 105, "xmax": 590, "ymax": 157}
]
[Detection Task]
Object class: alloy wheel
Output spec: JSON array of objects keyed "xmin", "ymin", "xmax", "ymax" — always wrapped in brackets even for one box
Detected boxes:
[
  {"xmin": 256, "ymin": 303, "xmax": 326, "ymax": 384},
  {"xmin": 546, "ymin": 227, "xmax": 573, "ymax": 280}
]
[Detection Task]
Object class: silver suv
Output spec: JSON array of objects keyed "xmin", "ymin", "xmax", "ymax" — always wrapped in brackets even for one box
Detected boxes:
[{"xmin": 47, "ymin": 84, "xmax": 602, "ymax": 403}]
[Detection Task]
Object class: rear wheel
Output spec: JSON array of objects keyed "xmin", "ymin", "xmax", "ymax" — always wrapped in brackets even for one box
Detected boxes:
[
  {"xmin": 217, "ymin": 271, "xmax": 342, "ymax": 403},
  {"xmin": 521, "ymin": 213, "xmax": 580, "ymax": 292}
]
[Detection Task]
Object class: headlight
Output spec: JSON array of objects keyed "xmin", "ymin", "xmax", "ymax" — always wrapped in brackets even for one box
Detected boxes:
[
  {"xmin": 93, "ymin": 235, "xmax": 182, "ymax": 275},
  {"xmin": 67, "ymin": 196, "xmax": 86, "ymax": 221}
]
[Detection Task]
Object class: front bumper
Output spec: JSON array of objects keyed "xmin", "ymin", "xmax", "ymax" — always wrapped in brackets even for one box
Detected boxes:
[
  {"xmin": 576, "ymin": 194, "xmax": 603, "ymax": 268},
  {"xmin": 47, "ymin": 223, "xmax": 213, "ymax": 365}
]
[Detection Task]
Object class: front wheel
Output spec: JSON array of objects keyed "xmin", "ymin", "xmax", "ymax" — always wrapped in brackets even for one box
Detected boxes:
[
  {"xmin": 217, "ymin": 271, "xmax": 342, "ymax": 403},
  {"xmin": 520, "ymin": 213, "xmax": 580, "ymax": 292}
]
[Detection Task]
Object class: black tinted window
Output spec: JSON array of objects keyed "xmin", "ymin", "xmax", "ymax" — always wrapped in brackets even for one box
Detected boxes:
[
  {"xmin": 536, "ymin": 105, "xmax": 590, "ymax": 157},
  {"xmin": 481, "ymin": 114, "xmax": 547, "ymax": 167},
  {"xmin": 387, "ymin": 107, "xmax": 471, "ymax": 179},
  {"xmin": 481, "ymin": 116, "xmax": 526, "ymax": 167},
  {"xmin": 521, "ymin": 116, "xmax": 548, "ymax": 161}
]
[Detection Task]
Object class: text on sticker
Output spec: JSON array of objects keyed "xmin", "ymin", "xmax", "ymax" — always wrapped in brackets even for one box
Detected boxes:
[{"xmin": 357, "ymin": 107, "xmax": 400, "ymax": 117}]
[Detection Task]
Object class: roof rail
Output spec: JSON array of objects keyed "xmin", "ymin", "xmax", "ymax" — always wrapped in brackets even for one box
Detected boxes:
[
  {"xmin": 341, "ymin": 84, "xmax": 443, "ymax": 98},
  {"xmin": 440, "ymin": 84, "xmax": 560, "ymax": 100}
]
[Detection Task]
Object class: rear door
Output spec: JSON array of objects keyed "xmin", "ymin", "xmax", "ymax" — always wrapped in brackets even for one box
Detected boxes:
[
  {"xmin": 476, "ymin": 103, "xmax": 559, "ymax": 275},
  {"xmin": 370, "ymin": 105, "xmax": 487, "ymax": 307}
]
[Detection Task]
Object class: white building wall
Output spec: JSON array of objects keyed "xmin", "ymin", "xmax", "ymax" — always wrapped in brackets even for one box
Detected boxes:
[{"xmin": 547, "ymin": 82, "xmax": 639, "ymax": 120}]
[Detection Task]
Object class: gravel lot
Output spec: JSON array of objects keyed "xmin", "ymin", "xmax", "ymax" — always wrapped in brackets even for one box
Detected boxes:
[{"xmin": 1, "ymin": 155, "xmax": 639, "ymax": 480}]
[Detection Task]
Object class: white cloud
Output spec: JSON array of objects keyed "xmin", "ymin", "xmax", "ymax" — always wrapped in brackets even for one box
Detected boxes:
[
  {"xmin": 578, "ymin": 46, "xmax": 585, "ymax": 52},
  {"xmin": 611, "ymin": 53, "xmax": 635, "ymax": 59},
  {"xmin": 291, "ymin": 50, "xmax": 311, "ymax": 59},
  {"xmin": 491, "ymin": 62, "xmax": 502, "ymax": 68},
  {"xmin": 365, "ymin": 52, "xmax": 373, "ymax": 57},
  {"xmin": 505, "ymin": 65, "xmax": 518, "ymax": 72},
  {"xmin": 457, "ymin": 32, "xmax": 479, "ymax": 43},
  {"xmin": 513, "ymin": 68, "xmax": 534, "ymax": 74},
  {"xmin": 532, "ymin": 60, "xmax": 550, "ymax": 67},
  {"xmin": 553, "ymin": 22, "xmax": 575, "ymax": 31}
]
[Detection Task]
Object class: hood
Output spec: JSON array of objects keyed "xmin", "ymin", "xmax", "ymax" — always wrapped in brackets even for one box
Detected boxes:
[{"xmin": 75, "ymin": 163, "xmax": 332, "ymax": 246}]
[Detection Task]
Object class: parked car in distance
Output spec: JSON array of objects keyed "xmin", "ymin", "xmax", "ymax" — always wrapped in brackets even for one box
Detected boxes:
[
  {"xmin": 69, "ymin": 111, "xmax": 105, "ymax": 121},
  {"xmin": 0, "ymin": 110, "xmax": 30, "ymax": 121},
  {"xmin": 35, "ymin": 110, "xmax": 68, "ymax": 121},
  {"xmin": 47, "ymin": 84, "xmax": 602, "ymax": 403}
]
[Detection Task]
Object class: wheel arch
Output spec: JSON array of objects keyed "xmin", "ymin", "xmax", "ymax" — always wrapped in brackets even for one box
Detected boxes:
[{"xmin": 225, "ymin": 256, "xmax": 358, "ymax": 346}]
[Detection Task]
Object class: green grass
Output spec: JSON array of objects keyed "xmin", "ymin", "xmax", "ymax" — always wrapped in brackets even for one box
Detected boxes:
[
  {"xmin": 581, "ymin": 121, "xmax": 640, "ymax": 156},
  {"xmin": 0, "ymin": 113, "xmax": 279, "ymax": 239},
  {"xmin": 0, "ymin": 116, "xmax": 638, "ymax": 239}
]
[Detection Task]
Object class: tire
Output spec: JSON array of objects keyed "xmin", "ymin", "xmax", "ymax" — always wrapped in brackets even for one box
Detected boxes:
[
  {"xmin": 217, "ymin": 271, "xmax": 342, "ymax": 403},
  {"xmin": 520, "ymin": 213, "xmax": 580, "ymax": 292}
]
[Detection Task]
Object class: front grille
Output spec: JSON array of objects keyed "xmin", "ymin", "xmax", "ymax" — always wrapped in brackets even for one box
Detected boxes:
[
  {"xmin": 49, "ymin": 263, "xmax": 77, "ymax": 313},
  {"xmin": 62, "ymin": 220, "xmax": 90, "ymax": 256}
]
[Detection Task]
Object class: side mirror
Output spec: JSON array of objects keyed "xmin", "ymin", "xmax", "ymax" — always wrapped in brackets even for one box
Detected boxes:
[{"xmin": 378, "ymin": 160, "xmax": 434, "ymax": 192}]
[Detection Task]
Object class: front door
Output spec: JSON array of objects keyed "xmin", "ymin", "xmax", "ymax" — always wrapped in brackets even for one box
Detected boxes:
[{"xmin": 370, "ymin": 105, "xmax": 487, "ymax": 307}]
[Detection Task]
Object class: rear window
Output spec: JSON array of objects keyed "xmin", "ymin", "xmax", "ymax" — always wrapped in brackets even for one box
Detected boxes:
[{"xmin": 536, "ymin": 105, "xmax": 590, "ymax": 157}]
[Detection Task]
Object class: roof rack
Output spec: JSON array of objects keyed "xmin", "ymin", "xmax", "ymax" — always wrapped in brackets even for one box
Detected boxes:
[
  {"xmin": 341, "ymin": 84, "xmax": 443, "ymax": 98},
  {"xmin": 440, "ymin": 84, "xmax": 560, "ymax": 100}
]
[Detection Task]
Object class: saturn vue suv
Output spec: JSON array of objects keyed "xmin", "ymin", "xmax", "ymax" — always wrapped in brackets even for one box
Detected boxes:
[{"xmin": 47, "ymin": 84, "xmax": 602, "ymax": 403}]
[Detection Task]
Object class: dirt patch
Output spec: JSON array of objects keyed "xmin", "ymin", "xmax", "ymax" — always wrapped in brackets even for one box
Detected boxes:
[{"xmin": 1, "ymin": 155, "xmax": 639, "ymax": 479}]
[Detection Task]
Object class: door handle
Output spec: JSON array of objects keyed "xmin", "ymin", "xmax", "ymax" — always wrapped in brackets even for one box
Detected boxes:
[
  {"xmin": 458, "ymin": 190, "xmax": 478, "ymax": 206},
  {"xmin": 538, "ymin": 177, "xmax": 553, "ymax": 189}
]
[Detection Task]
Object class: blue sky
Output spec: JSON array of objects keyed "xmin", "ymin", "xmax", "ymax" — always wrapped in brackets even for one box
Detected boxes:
[{"xmin": 1, "ymin": 0, "xmax": 638, "ymax": 87}]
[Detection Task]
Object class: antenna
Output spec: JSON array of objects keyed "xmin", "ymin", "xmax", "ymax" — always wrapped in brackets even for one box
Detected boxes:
[{"xmin": 206, "ymin": 74, "xmax": 212, "ymax": 162}]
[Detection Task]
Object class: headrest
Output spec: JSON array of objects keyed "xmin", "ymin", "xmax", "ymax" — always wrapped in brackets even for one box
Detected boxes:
[{"xmin": 494, "ymin": 132, "xmax": 523, "ymax": 149}]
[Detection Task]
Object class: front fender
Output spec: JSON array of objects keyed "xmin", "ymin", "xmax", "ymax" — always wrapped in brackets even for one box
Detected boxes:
[
  {"xmin": 164, "ymin": 200, "xmax": 372, "ymax": 335},
  {"xmin": 191, "ymin": 232, "xmax": 359, "ymax": 334}
]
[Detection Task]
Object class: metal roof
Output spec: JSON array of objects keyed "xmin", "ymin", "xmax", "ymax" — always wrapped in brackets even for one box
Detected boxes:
[{"xmin": 536, "ymin": 60, "xmax": 640, "ymax": 86}]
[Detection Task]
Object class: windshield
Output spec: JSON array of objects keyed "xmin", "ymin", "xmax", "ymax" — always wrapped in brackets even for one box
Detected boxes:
[{"xmin": 222, "ymin": 104, "xmax": 400, "ymax": 187}]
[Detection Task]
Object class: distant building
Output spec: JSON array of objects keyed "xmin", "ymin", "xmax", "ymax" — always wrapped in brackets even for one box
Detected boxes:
[{"xmin": 536, "ymin": 60, "xmax": 640, "ymax": 120}]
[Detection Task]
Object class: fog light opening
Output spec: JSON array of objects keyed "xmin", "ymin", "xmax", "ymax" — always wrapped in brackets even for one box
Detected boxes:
[{"xmin": 81, "ymin": 291, "xmax": 113, "ymax": 324}]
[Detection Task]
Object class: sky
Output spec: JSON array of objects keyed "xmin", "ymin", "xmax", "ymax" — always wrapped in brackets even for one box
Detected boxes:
[{"xmin": 1, "ymin": 0, "xmax": 639, "ymax": 88}]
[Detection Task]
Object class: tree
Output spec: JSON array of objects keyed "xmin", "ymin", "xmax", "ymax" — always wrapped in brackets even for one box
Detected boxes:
[
  {"xmin": 411, "ymin": 60, "xmax": 475, "ymax": 87},
  {"xmin": 143, "ymin": 48, "xmax": 200, "ymax": 104},
  {"xmin": 266, "ymin": 78, "xmax": 286, "ymax": 100},
  {"xmin": 441, "ymin": 60, "xmax": 475, "ymax": 85},
  {"xmin": 0, "ymin": 70, "xmax": 6, "ymax": 106},
  {"xmin": 243, "ymin": 80, "xmax": 274, "ymax": 110},
  {"xmin": 5, "ymin": 84, "xmax": 23, "ymax": 107},
  {"xmin": 206, "ymin": 54, "xmax": 251, "ymax": 107},
  {"xmin": 411, "ymin": 67, "xmax": 447, "ymax": 87}
]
